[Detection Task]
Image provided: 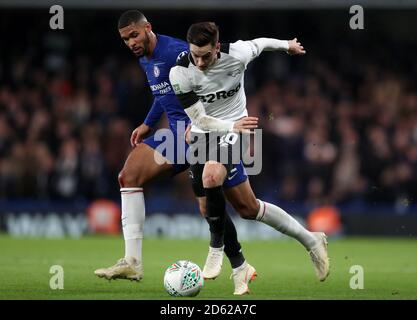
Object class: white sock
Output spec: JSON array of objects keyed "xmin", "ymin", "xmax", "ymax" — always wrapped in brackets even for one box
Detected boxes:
[
  {"xmin": 256, "ymin": 199, "xmax": 317, "ymax": 250},
  {"xmin": 121, "ymin": 187, "xmax": 145, "ymax": 262},
  {"xmin": 209, "ymin": 245, "xmax": 225, "ymax": 252}
]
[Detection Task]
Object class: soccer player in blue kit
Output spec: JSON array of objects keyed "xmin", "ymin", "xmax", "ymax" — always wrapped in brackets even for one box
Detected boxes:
[{"xmin": 94, "ymin": 10, "xmax": 258, "ymax": 294}]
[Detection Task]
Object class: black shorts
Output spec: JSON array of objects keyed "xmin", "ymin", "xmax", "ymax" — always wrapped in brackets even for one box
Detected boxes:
[{"xmin": 188, "ymin": 131, "xmax": 249, "ymax": 197}]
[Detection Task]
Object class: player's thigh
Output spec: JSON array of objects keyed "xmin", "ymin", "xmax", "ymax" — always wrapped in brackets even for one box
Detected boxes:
[
  {"xmin": 120, "ymin": 143, "xmax": 173, "ymax": 186},
  {"xmin": 202, "ymin": 161, "xmax": 228, "ymax": 188},
  {"xmin": 224, "ymin": 180, "xmax": 259, "ymax": 219}
]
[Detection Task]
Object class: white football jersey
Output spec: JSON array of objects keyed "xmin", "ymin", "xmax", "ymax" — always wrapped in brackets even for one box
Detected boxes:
[{"xmin": 170, "ymin": 40, "xmax": 261, "ymax": 133}]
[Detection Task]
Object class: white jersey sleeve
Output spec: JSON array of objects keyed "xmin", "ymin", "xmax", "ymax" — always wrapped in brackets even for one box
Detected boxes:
[
  {"xmin": 229, "ymin": 38, "xmax": 289, "ymax": 67},
  {"xmin": 169, "ymin": 65, "xmax": 193, "ymax": 95},
  {"xmin": 229, "ymin": 40, "xmax": 260, "ymax": 67}
]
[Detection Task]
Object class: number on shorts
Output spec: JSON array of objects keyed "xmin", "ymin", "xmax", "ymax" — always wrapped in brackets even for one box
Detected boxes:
[{"xmin": 219, "ymin": 133, "xmax": 238, "ymax": 146}]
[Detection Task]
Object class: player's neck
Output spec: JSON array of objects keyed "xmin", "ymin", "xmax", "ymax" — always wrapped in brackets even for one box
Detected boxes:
[{"xmin": 146, "ymin": 32, "xmax": 157, "ymax": 59}]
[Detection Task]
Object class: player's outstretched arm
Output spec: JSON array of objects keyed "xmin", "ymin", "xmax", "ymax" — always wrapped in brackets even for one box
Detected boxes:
[
  {"xmin": 230, "ymin": 37, "xmax": 305, "ymax": 67},
  {"xmin": 251, "ymin": 37, "xmax": 306, "ymax": 55}
]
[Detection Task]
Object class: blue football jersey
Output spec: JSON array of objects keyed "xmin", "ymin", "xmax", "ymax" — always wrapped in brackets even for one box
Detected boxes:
[{"xmin": 140, "ymin": 34, "xmax": 190, "ymax": 130}]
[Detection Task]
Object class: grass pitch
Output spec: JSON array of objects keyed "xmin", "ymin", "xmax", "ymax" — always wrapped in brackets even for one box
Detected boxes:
[{"xmin": 0, "ymin": 235, "xmax": 416, "ymax": 300}]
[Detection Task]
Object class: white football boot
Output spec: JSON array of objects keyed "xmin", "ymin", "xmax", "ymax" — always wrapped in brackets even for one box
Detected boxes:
[
  {"xmin": 230, "ymin": 261, "xmax": 257, "ymax": 295},
  {"xmin": 308, "ymin": 232, "xmax": 330, "ymax": 281},
  {"xmin": 94, "ymin": 256, "xmax": 143, "ymax": 281},
  {"xmin": 202, "ymin": 246, "xmax": 224, "ymax": 280}
]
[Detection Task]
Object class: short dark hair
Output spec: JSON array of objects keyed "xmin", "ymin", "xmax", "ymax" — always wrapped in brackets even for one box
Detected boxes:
[
  {"xmin": 118, "ymin": 10, "xmax": 147, "ymax": 29},
  {"xmin": 186, "ymin": 22, "xmax": 219, "ymax": 47}
]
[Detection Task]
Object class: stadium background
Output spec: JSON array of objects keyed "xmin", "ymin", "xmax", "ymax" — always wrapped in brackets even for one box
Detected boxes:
[
  {"xmin": 1, "ymin": 0, "xmax": 417, "ymax": 301},
  {"xmin": 1, "ymin": 2, "xmax": 417, "ymax": 238}
]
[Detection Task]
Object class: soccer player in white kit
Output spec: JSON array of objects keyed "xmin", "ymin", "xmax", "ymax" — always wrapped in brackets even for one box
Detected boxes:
[{"xmin": 170, "ymin": 22, "xmax": 330, "ymax": 295}]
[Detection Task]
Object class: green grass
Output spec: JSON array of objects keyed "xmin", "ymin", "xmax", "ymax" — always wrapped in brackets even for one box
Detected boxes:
[{"xmin": 0, "ymin": 235, "xmax": 416, "ymax": 300}]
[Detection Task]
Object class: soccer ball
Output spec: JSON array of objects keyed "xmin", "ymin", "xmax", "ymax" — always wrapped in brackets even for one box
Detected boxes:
[{"xmin": 163, "ymin": 260, "xmax": 204, "ymax": 297}]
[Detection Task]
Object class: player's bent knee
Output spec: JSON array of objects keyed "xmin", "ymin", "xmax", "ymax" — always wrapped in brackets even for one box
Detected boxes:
[
  {"xmin": 118, "ymin": 170, "xmax": 127, "ymax": 188},
  {"xmin": 202, "ymin": 174, "xmax": 222, "ymax": 188},
  {"xmin": 118, "ymin": 167, "xmax": 145, "ymax": 188}
]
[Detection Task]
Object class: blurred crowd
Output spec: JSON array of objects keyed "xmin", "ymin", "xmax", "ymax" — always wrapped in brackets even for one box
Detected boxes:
[
  {"xmin": 248, "ymin": 55, "xmax": 417, "ymax": 207},
  {"xmin": 0, "ymin": 53, "xmax": 151, "ymax": 200},
  {"xmin": 0, "ymin": 30, "xmax": 416, "ymax": 208}
]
